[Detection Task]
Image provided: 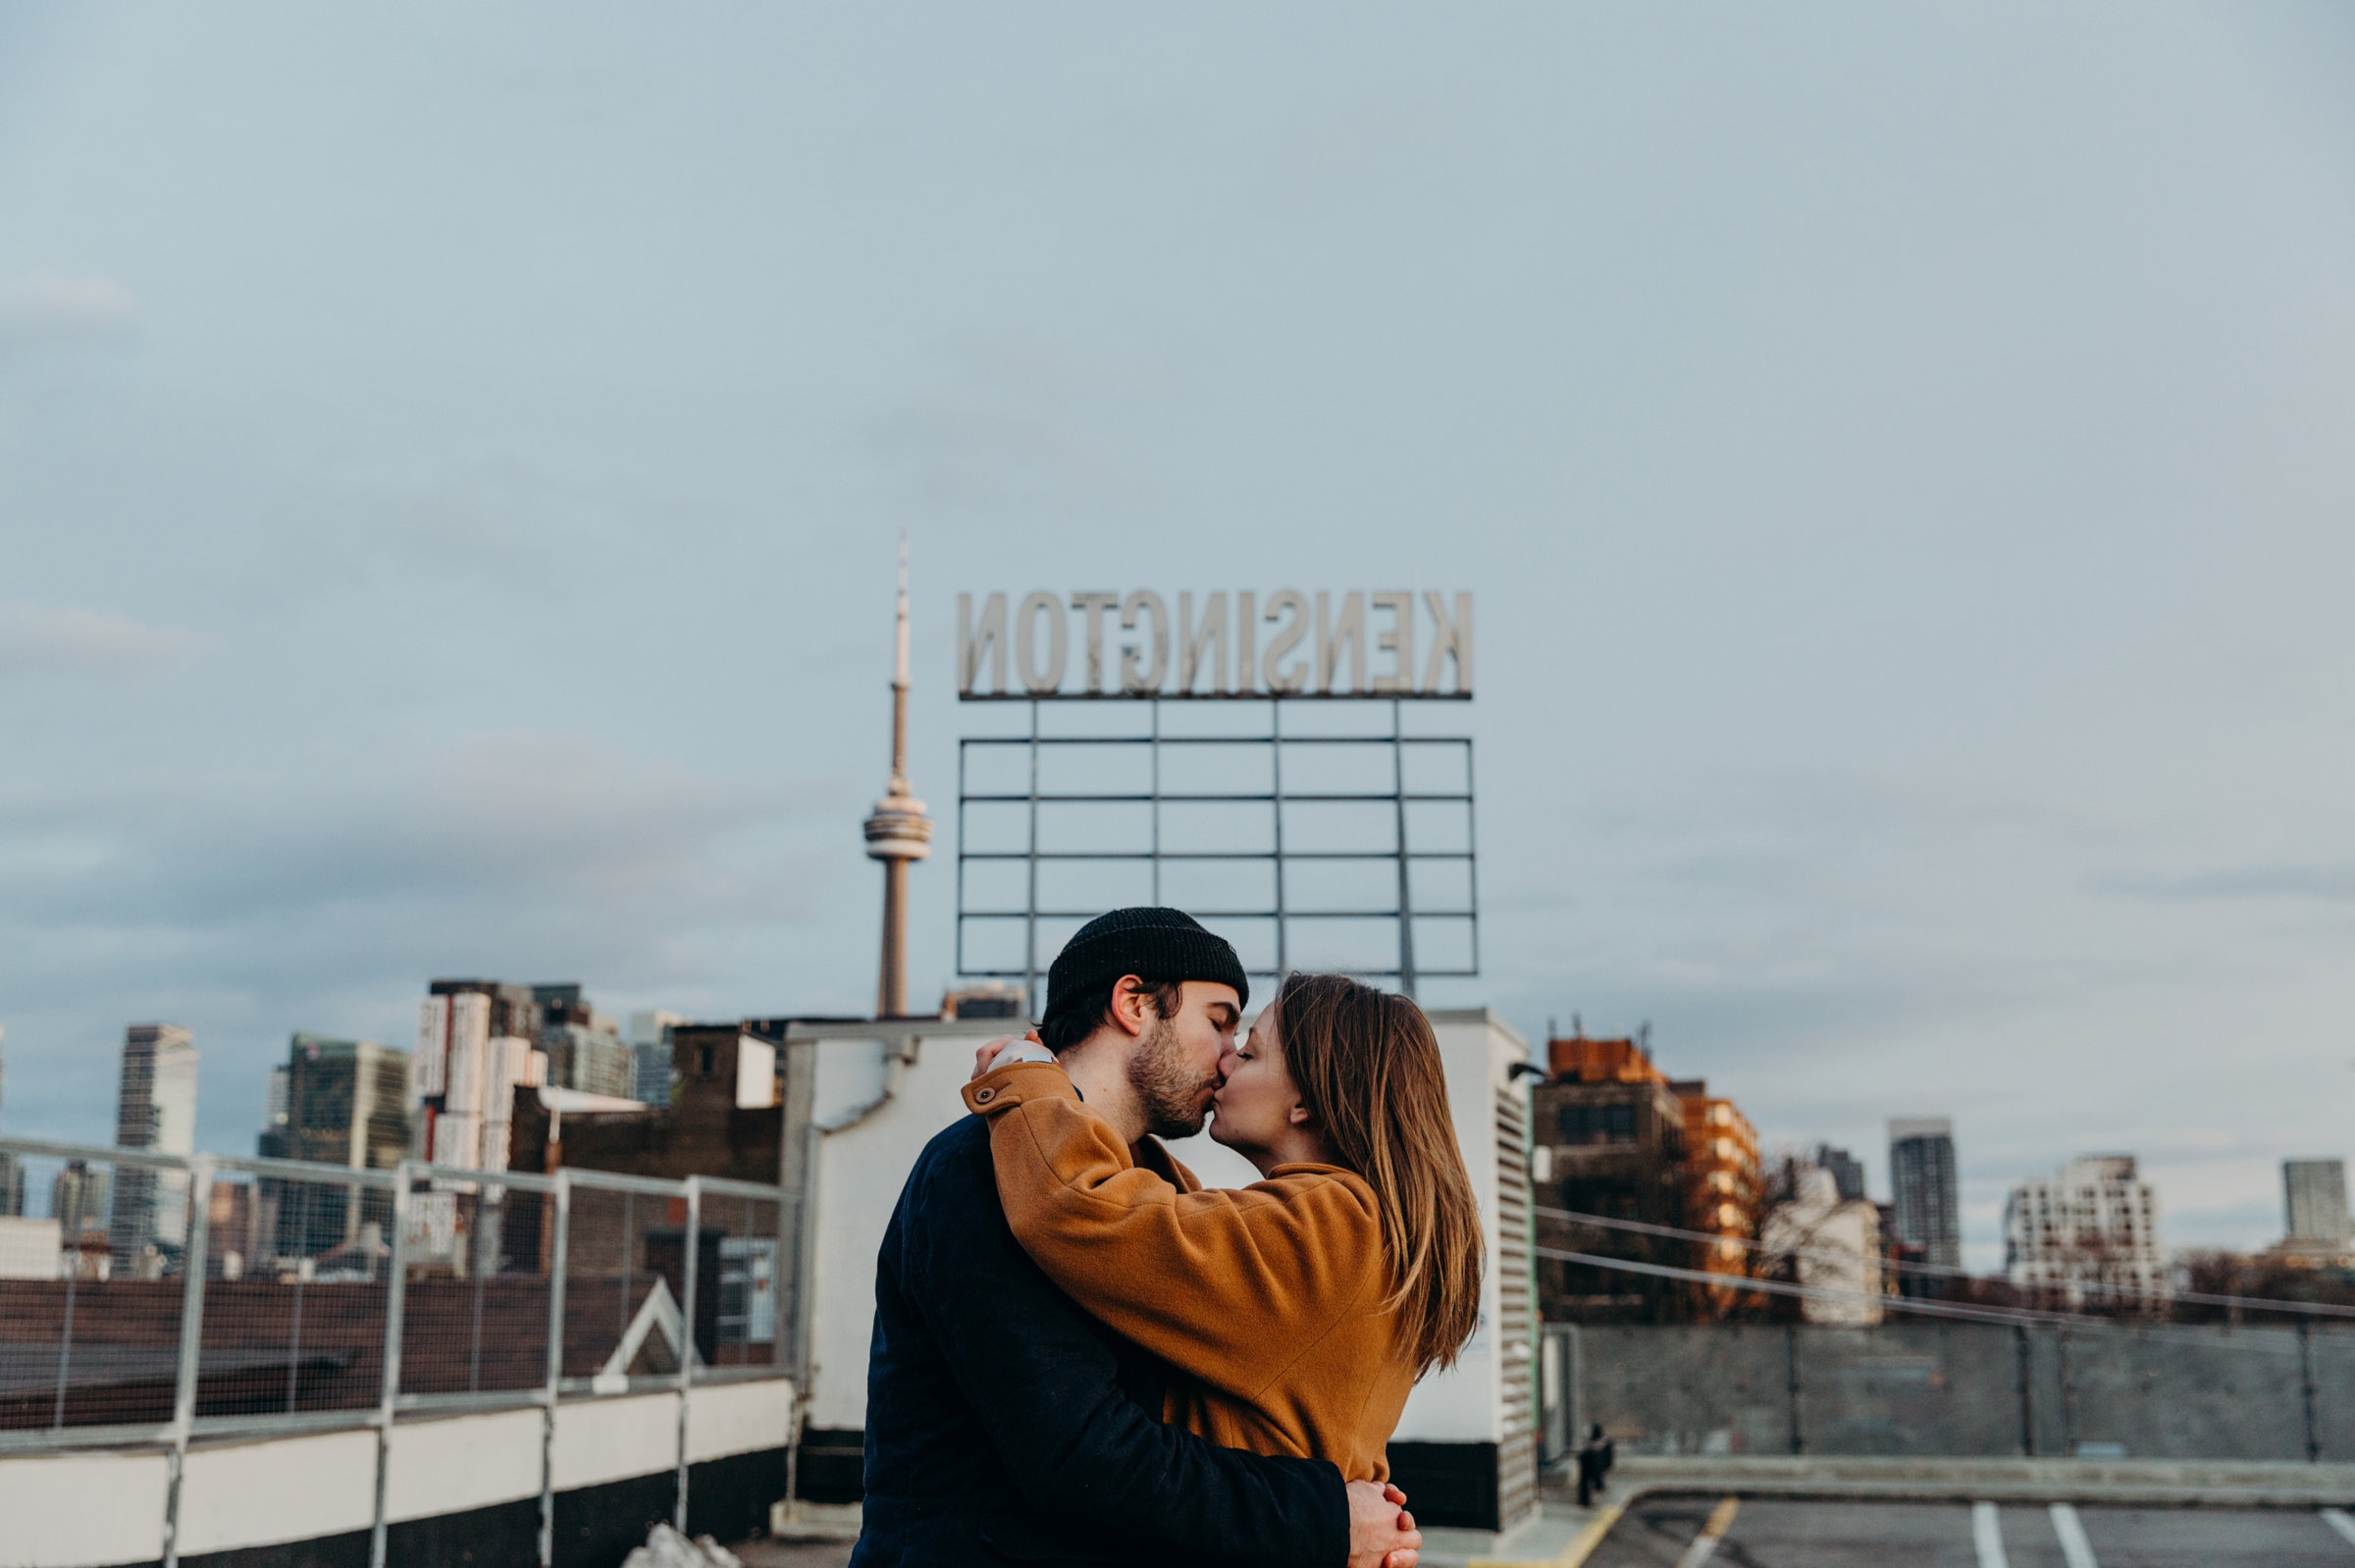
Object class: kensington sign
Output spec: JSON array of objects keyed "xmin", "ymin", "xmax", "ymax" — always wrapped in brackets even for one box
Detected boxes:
[{"xmin": 958, "ymin": 590, "xmax": 1472, "ymax": 700}]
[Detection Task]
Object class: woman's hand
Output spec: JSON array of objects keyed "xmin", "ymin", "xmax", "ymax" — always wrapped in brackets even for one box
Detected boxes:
[
  {"xmin": 1345, "ymin": 1481, "xmax": 1419, "ymax": 1568},
  {"xmin": 970, "ymin": 1029, "xmax": 1048, "ymax": 1081}
]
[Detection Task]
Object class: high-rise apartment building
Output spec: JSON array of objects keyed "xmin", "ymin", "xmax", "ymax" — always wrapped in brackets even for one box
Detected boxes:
[
  {"xmin": 1888, "ymin": 1117, "xmax": 1962, "ymax": 1272},
  {"xmin": 110, "ymin": 1023, "xmax": 199, "ymax": 1274},
  {"xmin": 415, "ymin": 981, "xmax": 546, "ymax": 1174},
  {"xmin": 2005, "ymin": 1154, "xmax": 2164, "ymax": 1304},
  {"xmin": 264, "ymin": 1033, "xmax": 411, "ymax": 1259},
  {"xmin": 2284, "ymin": 1160, "xmax": 2350, "ymax": 1248},
  {"xmin": 537, "ymin": 984, "xmax": 634, "ymax": 1101},
  {"xmin": 630, "ymin": 1011, "xmax": 685, "ymax": 1105},
  {"xmin": 278, "ymin": 1035, "xmax": 411, "ymax": 1170},
  {"xmin": 1669, "ymin": 1077, "xmax": 1760, "ymax": 1298},
  {"xmin": 258, "ymin": 1065, "xmax": 291, "ymax": 1159}
]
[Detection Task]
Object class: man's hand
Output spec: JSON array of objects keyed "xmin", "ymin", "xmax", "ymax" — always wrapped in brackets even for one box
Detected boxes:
[
  {"xmin": 969, "ymin": 1029, "xmax": 1049, "ymax": 1081},
  {"xmin": 1346, "ymin": 1480, "xmax": 1419, "ymax": 1568}
]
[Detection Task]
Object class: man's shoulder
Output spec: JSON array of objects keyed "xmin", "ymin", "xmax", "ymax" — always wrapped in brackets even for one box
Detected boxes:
[
  {"xmin": 902, "ymin": 1114, "xmax": 1001, "ymax": 1220},
  {"xmin": 915, "ymin": 1109, "xmax": 992, "ymax": 1173}
]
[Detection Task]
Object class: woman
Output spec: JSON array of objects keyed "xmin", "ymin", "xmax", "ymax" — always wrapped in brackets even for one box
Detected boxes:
[{"xmin": 961, "ymin": 971, "xmax": 1484, "ymax": 1485}]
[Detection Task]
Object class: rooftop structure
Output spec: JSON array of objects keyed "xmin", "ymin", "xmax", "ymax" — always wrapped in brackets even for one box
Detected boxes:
[
  {"xmin": 953, "ymin": 589, "xmax": 1478, "ymax": 1001},
  {"xmin": 939, "ymin": 981, "xmax": 1025, "ymax": 1021},
  {"xmin": 1815, "ymin": 1144, "xmax": 1866, "ymax": 1203},
  {"xmin": 1761, "ymin": 1165, "xmax": 1884, "ymax": 1325},
  {"xmin": 1546, "ymin": 1031, "xmax": 1664, "ymax": 1085},
  {"xmin": 1532, "ymin": 1033, "xmax": 1690, "ymax": 1323}
]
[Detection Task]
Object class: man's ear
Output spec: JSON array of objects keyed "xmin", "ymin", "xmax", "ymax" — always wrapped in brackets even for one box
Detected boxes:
[{"xmin": 1106, "ymin": 974, "xmax": 1155, "ymax": 1039}]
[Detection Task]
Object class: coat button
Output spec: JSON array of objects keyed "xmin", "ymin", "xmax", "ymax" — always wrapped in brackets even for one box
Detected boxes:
[{"xmin": 975, "ymin": 1088, "xmax": 994, "ymax": 1102}]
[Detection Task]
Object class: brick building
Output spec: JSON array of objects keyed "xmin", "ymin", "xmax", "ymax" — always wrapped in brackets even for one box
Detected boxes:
[{"xmin": 1529, "ymin": 1033, "xmax": 1692, "ymax": 1322}]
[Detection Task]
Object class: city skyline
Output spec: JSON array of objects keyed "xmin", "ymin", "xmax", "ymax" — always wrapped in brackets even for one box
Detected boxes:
[
  {"xmin": 2, "ymin": 985, "xmax": 2342, "ymax": 1284},
  {"xmin": 5, "ymin": 7, "xmax": 2354, "ymax": 1266}
]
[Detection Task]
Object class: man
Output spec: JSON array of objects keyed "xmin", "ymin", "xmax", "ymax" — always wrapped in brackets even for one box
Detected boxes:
[
  {"xmin": 1575, "ymin": 1423, "xmax": 1614, "ymax": 1509},
  {"xmin": 854, "ymin": 907, "xmax": 1421, "ymax": 1567}
]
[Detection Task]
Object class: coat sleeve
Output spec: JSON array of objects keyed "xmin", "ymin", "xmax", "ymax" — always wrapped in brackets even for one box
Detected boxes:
[
  {"xmin": 965, "ymin": 1062, "xmax": 1387, "ymax": 1402},
  {"xmin": 899, "ymin": 1124, "xmax": 1349, "ymax": 1568}
]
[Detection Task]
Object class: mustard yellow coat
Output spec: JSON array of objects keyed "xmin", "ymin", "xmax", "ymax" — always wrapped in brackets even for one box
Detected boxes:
[{"xmin": 962, "ymin": 1060, "xmax": 1416, "ymax": 1483}]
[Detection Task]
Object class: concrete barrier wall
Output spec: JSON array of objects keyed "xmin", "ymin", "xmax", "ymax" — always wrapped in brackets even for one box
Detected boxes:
[
  {"xmin": 1566, "ymin": 1321, "xmax": 2355, "ymax": 1462},
  {"xmin": 0, "ymin": 1379, "xmax": 793, "ymax": 1568},
  {"xmin": 0, "ymin": 1450, "xmax": 172, "ymax": 1568}
]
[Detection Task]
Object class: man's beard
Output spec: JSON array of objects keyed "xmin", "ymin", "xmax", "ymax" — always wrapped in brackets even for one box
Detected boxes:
[{"xmin": 1129, "ymin": 1014, "xmax": 1216, "ymax": 1140}]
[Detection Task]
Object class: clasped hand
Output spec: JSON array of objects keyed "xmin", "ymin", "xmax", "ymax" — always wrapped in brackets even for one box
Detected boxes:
[
  {"xmin": 969, "ymin": 1031, "xmax": 1046, "ymax": 1080},
  {"xmin": 1347, "ymin": 1481, "xmax": 1420, "ymax": 1568}
]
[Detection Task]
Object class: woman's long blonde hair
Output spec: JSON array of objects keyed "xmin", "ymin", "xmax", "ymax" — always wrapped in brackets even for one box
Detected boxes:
[{"xmin": 1272, "ymin": 972, "xmax": 1484, "ymax": 1377}]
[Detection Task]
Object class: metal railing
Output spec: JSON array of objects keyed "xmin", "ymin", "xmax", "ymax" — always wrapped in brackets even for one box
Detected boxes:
[{"xmin": 0, "ymin": 1135, "xmax": 793, "ymax": 1567}]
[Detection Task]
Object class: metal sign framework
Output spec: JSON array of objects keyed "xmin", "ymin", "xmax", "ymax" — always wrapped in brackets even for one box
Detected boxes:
[{"xmin": 956, "ymin": 696, "xmax": 1477, "ymax": 1003}]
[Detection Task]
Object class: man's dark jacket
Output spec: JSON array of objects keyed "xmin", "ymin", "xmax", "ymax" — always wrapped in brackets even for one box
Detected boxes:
[{"xmin": 850, "ymin": 1114, "xmax": 1346, "ymax": 1566}]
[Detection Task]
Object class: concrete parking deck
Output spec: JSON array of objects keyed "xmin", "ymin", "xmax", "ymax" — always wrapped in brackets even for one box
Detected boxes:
[
  {"xmin": 1585, "ymin": 1494, "xmax": 2355, "ymax": 1567},
  {"xmin": 747, "ymin": 1458, "xmax": 2355, "ymax": 1568},
  {"xmin": 1421, "ymin": 1457, "xmax": 2355, "ymax": 1566}
]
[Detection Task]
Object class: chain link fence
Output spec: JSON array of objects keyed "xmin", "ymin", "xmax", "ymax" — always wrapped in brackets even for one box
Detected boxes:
[
  {"xmin": 1542, "ymin": 1320, "xmax": 2355, "ymax": 1464},
  {"xmin": 396, "ymin": 1175, "xmax": 553, "ymax": 1400}
]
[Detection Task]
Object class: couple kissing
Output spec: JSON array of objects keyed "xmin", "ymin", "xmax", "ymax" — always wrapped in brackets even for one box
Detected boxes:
[{"xmin": 855, "ymin": 907, "xmax": 1483, "ymax": 1567}]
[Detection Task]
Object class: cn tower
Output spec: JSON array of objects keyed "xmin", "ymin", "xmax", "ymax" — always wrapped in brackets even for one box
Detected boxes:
[{"xmin": 863, "ymin": 533, "xmax": 932, "ymax": 1018}]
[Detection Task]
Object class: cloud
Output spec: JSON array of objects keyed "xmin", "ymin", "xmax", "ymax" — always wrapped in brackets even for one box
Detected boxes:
[
  {"xmin": 0, "ymin": 730, "xmax": 836, "ymax": 1142},
  {"xmin": 0, "ymin": 602, "xmax": 197, "ymax": 678},
  {"xmin": 2096, "ymin": 863, "xmax": 2355, "ymax": 902},
  {"xmin": 0, "ymin": 272, "xmax": 135, "ymax": 340},
  {"xmin": 0, "ymin": 730, "xmax": 811, "ymax": 931}
]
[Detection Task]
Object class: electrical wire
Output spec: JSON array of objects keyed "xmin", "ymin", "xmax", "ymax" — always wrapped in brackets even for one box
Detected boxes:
[
  {"xmin": 1536, "ymin": 1204, "xmax": 2355, "ymax": 1322},
  {"xmin": 1534, "ymin": 1246, "xmax": 2352, "ymax": 1353}
]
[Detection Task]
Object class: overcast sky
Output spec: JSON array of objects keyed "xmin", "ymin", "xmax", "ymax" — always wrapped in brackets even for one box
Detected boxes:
[{"xmin": 4, "ymin": 5, "xmax": 2352, "ymax": 1265}]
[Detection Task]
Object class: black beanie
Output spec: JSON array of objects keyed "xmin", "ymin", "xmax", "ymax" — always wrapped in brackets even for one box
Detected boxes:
[{"xmin": 1040, "ymin": 907, "xmax": 1250, "ymax": 1028}]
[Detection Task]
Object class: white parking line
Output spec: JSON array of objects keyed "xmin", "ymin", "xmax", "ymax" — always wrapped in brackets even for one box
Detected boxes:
[
  {"xmin": 1972, "ymin": 1501, "xmax": 2010, "ymax": 1568},
  {"xmin": 2323, "ymin": 1508, "xmax": 2355, "ymax": 1546},
  {"xmin": 2050, "ymin": 1503, "xmax": 2099, "ymax": 1568},
  {"xmin": 1672, "ymin": 1496, "xmax": 1741, "ymax": 1568}
]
